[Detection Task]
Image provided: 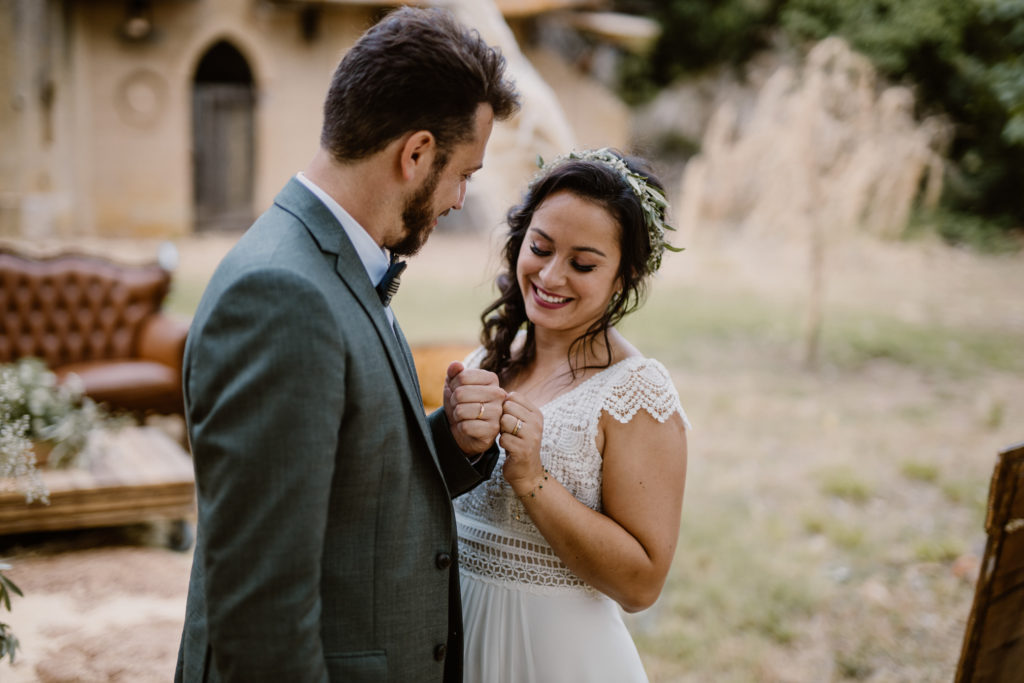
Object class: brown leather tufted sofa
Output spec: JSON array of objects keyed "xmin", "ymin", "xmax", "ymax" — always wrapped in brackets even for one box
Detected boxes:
[{"xmin": 0, "ymin": 248, "xmax": 189, "ymax": 417}]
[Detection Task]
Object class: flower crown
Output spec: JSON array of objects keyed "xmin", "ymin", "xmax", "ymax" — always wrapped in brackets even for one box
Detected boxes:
[{"xmin": 532, "ymin": 148, "xmax": 682, "ymax": 273}]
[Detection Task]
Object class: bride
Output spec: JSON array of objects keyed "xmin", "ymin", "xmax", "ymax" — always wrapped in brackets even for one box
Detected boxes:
[{"xmin": 449, "ymin": 148, "xmax": 690, "ymax": 682}]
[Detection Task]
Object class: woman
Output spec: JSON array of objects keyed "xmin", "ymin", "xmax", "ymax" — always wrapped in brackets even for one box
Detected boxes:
[{"xmin": 450, "ymin": 148, "xmax": 690, "ymax": 682}]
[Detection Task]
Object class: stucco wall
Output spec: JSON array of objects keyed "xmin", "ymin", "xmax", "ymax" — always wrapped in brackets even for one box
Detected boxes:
[
  {"xmin": 2, "ymin": 0, "xmax": 626, "ymax": 239},
  {"xmin": 1, "ymin": 0, "xmax": 372, "ymax": 238},
  {"xmin": 0, "ymin": 0, "xmax": 23, "ymax": 235},
  {"xmin": 0, "ymin": 0, "xmax": 76, "ymax": 237},
  {"xmin": 71, "ymin": 0, "xmax": 372, "ymax": 237}
]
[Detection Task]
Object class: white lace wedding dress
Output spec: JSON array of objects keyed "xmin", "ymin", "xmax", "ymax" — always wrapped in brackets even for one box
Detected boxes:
[{"xmin": 455, "ymin": 349, "xmax": 690, "ymax": 683}]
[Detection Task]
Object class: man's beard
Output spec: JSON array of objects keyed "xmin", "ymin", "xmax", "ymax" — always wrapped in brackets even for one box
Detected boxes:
[{"xmin": 391, "ymin": 160, "xmax": 443, "ymax": 257}]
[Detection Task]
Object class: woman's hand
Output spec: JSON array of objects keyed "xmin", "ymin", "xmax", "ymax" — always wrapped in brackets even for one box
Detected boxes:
[{"xmin": 498, "ymin": 392, "xmax": 545, "ymax": 496}]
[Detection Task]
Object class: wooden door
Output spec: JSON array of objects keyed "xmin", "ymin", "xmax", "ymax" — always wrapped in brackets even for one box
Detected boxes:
[{"xmin": 192, "ymin": 82, "xmax": 254, "ymax": 231}]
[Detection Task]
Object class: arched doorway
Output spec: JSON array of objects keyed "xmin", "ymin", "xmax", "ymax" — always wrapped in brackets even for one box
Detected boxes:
[{"xmin": 192, "ymin": 40, "xmax": 254, "ymax": 231}]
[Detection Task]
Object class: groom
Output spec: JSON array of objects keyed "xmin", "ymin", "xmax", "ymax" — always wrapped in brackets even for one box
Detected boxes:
[{"xmin": 175, "ymin": 8, "xmax": 519, "ymax": 682}]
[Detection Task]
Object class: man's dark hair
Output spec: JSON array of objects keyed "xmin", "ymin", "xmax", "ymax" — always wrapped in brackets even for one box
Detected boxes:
[{"xmin": 320, "ymin": 7, "xmax": 519, "ymax": 162}]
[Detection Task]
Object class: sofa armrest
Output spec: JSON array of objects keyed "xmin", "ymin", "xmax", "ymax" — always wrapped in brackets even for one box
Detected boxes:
[{"xmin": 137, "ymin": 313, "xmax": 190, "ymax": 373}]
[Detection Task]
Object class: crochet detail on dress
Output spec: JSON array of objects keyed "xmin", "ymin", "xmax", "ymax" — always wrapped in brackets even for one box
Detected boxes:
[
  {"xmin": 457, "ymin": 515, "xmax": 594, "ymax": 595},
  {"xmin": 454, "ymin": 352, "xmax": 690, "ymax": 592},
  {"xmin": 602, "ymin": 358, "xmax": 690, "ymax": 426}
]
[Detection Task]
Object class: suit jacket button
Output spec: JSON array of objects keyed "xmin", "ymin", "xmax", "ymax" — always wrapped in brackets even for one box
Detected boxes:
[
  {"xmin": 434, "ymin": 644, "xmax": 447, "ymax": 661},
  {"xmin": 435, "ymin": 552, "xmax": 452, "ymax": 569}
]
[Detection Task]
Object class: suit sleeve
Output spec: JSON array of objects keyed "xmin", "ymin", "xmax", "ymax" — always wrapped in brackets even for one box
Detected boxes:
[
  {"xmin": 427, "ymin": 407, "xmax": 500, "ymax": 498},
  {"xmin": 187, "ymin": 268, "xmax": 341, "ymax": 682}
]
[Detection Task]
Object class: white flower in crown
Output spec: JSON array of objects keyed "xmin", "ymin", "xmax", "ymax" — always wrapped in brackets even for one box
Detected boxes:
[{"xmin": 532, "ymin": 148, "xmax": 683, "ymax": 274}]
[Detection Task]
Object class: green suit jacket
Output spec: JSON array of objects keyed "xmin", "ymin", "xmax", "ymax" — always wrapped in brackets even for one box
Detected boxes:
[{"xmin": 175, "ymin": 178, "xmax": 497, "ymax": 682}]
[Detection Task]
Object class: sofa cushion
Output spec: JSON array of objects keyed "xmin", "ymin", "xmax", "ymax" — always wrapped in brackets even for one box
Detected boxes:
[
  {"xmin": 57, "ymin": 360, "xmax": 182, "ymax": 415},
  {"xmin": 0, "ymin": 251, "xmax": 170, "ymax": 366}
]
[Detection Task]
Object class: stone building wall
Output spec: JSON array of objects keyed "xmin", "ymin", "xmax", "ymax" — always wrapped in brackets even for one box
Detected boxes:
[
  {"xmin": 0, "ymin": 0, "xmax": 630, "ymax": 239},
  {"xmin": 1, "ymin": 0, "xmax": 374, "ymax": 238}
]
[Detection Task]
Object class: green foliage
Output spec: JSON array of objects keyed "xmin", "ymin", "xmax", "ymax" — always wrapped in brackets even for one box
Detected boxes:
[
  {"xmin": 614, "ymin": 0, "xmax": 784, "ymax": 103},
  {"xmin": 825, "ymin": 309, "xmax": 1024, "ymax": 376},
  {"xmin": 647, "ymin": 492, "xmax": 825, "ymax": 669},
  {"xmin": 650, "ymin": 131, "xmax": 702, "ymax": 161},
  {"xmin": 984, "ymin": 398, "xmax": 1005, "ymax": 429},
  {"xmin": 0, "ymin": 563, "xmax": 21, "ymax": 665},
  {"xmin": 737, "ymin": 578, "xmax": 816, "ymax": 644},
  {"xmin": 979, "ymin": 1, "xmax": 1024, "ymax": 145},
  {"xmin": 835, "ymin": 648, "xmax": 875, "ymax": 680},
  {"xmin": 900, "ymin": 460, "xmax": 940, "ymax": 483},
  {"xmin": 819, "ymin": 466, "xmax": 873, "ymax": 503},
  {"xmin": 781, "ymin": 0, "xmax": 972, "ymax": 74},
  {"xmin": 913, "ymin": 536, "xmax": 964, "ymax": 562},
  {"xmin": 1, "ymin": 358, "xmax": 113, "ymax": 471},
  {"xmin": 780, "ymin": 0, "xmax": 1024, "ymax": 227},
  {"xmin": 804, "ymin": 512, "xmax": 869, "ymax": 551},
  {"xmin": 615, "ymin": 0, "xmax": 1024, "ymax": 236},
  {"xmin": 941, "ymin": 477, "xmax": 987, "ymax": 509},
  {"xmin": 906, "ymin": 208, "xmax": 1021, "ymax": 253}
]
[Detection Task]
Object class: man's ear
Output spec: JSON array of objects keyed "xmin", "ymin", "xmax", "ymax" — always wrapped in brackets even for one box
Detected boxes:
[{"xmin": 400, "ymin": 130, "xmax": 436, "ymax": 182}]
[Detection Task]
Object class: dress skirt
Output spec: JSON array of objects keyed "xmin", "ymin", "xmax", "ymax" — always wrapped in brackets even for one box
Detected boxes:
[{"xmin": 460, "ymin": 571, "xmax": 649, "ymax": 683}]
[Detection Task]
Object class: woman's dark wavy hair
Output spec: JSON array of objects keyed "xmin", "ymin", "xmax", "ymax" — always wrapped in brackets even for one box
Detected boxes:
[{"xmin": 479, "ymin": 152, "xmax": 666, "ymax": 384}]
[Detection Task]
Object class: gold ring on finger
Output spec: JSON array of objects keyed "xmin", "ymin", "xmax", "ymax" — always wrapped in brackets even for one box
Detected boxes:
[
  {"xmin": 476, "ymin": 403, "xmax": 485, "ymax": 420},
  {"xmin": 512, "ymin": 418, "xmax": 523, "ymax": 436}
]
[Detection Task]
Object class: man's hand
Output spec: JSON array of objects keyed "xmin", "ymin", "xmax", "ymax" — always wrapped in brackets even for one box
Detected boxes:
[{"xmin": 443, "ymin": 361, "xmax": 505, "ymax": 456}]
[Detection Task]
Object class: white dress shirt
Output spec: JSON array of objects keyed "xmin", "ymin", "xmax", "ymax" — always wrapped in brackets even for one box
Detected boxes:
[{"xmin": 295, "ymin": 172, "xmax": 396, "ymax": 327}]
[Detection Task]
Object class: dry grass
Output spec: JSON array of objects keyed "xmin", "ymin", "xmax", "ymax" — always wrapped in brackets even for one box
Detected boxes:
[
  {"xmin": 6, "ymin": 225, "xmax": 1023, "ymax": 682},
  {"xmin": 619, "ymin": 232, "xmax": 1023, "ymax": 682},
  {"xmin": 389, "ymin": 228, "xmax": 1023, "ymax": 682}
]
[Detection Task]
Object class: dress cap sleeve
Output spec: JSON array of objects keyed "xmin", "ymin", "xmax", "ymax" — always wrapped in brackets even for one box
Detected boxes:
[
  {"xmin": 602, "ymin": 357, "xmax": 691, "ymax": 430},
  {"xmin": 463, "ymin": 345, "xmax": 487, "ymax": 369}
]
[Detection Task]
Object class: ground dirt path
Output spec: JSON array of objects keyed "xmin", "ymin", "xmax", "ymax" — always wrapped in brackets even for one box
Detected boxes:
[{"xmin": 2, "ymin": 229, "xmax": 1022, "ymax": 681}]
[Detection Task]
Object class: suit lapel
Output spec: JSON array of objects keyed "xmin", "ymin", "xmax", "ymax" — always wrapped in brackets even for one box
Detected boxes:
[
  {"xmin": 273, "ymin": 179, "xmax": 442, "ymax": 470},
  {"xmin": 392, "ymin": 319, "xmax": 424, "ymax": 408}
]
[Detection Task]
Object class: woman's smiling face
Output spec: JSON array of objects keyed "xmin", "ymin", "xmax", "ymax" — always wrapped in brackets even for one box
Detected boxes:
[{"xmin": 516, "ymin": 190, "xmax": 622, "ymax": 337}]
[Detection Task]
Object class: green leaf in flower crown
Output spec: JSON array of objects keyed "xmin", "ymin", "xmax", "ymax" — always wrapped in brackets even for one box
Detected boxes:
[{"xmin": 531, "ymin": 147, "xmax": 684, "ymax": 272}]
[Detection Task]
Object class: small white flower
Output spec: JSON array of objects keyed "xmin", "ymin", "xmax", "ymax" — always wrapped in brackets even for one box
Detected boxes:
[{"xmin": 63, "ymin": 372, "xmax": 85, "ymax": 396}]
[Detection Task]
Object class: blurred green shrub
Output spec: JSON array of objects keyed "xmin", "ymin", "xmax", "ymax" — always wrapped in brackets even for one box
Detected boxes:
[
  {"xmin": 615, "ymin": 0, "xmax": 1024, "ymax": 243},
  {"xmin": 906, "ymin": 207, "xmax": 1020, "ymax": 253},
  {"xmin": 615, "ymin": 0, "xmax": 783, "ymax": 103},
  {"xmin": 0, "ymin": 563, "xmax": 20, "ymax": 665}
]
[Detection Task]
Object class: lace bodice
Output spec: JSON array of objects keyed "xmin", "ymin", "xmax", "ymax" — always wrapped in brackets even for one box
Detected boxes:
[{"xmin": 455, "ymin": 349, "xmax": 690, "ymax": 595}]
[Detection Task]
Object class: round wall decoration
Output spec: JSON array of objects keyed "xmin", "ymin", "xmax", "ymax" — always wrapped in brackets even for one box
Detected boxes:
[{"xmin": 114, "ymin": 69, "xmax": 168, "ymax": 128}]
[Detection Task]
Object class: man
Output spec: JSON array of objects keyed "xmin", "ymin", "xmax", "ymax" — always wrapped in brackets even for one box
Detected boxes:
[{"xmin": 175, "ymin": 8, "xmax": 519, "ymax": 681}]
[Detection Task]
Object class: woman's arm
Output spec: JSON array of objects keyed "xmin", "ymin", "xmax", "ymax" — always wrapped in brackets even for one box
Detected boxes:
[{"xmin": 501, "ymin": 395, "xmax": 688, "ymax": 612}]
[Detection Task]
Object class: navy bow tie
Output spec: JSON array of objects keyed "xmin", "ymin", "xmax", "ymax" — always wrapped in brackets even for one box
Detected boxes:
[{"xmin": 376, "ymin": 254, "xmax": 406, "ymax": 307}]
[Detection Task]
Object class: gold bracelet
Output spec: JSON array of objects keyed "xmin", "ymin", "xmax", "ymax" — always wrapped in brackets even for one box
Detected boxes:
[{"xmin": 516, "ymin": 468, "xmax": 549, "ymax": 500}]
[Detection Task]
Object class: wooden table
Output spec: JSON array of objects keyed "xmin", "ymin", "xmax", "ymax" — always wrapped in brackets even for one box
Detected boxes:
[{"xmin": 0, "ymin": 426, "xmax": 196, "ymax": 549}]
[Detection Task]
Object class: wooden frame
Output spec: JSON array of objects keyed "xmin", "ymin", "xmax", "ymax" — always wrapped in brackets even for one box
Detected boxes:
[{"xmin": 956, "ymin": 441, "xmax": 1024, "ymax": 681}]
